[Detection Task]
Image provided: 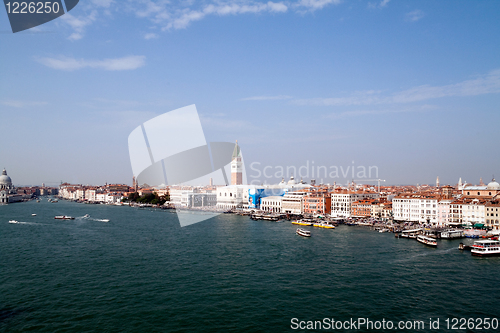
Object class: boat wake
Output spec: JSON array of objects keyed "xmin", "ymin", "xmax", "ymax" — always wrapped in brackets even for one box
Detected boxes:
[
  {"xmin": 8, "ymin": 221, "xmax": 38, "ymax": 225},
  {"xmin": 393, "ymin": 247, "xmax": 456, "ymax": 263},
  {"xmin": 80, "ymin": 215, "xmax": 110, "ymax": 222}
]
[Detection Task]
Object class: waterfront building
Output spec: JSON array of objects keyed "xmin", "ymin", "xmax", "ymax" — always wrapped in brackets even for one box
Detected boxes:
[
  {"xmin": 393, "ymin": 193, "xmax": 439, "ymax": 224},
  {"xmin": 261, "ymin": 196, "xmax": 283, "ymax": 213},
  {"xmin": 449, "ymin": 198, "xmax": 464, "ymax": 224},
  {"xmin": 170, "ymin": 188, "xmax": 217, "ymax": 208},
  {"xmin": 281, "ymin": 191, "xmax": 308, "ymax": 215},
  {"xmin": 85, "ymin": 188, "xmax": 97, "ymax": 202},
  {"xmin": 303, "ymin": 192, "xmax": 331, "ymax": 215},
  {"xmin": 330, "ymin": 190, "xmax": 379, "ymax": 218},
  {"xmin": 461, "ymin": 198, "xmax": 487, "ymax": 226},
  {"xmin": 216, "ymin": 177, "xmax": 310, "ymax": 211},
  {"xmin": 485, "ymin": 201, "xmax": 500, "ymax": 230},
  {"xmin": 0, "ymin": 169, "xmax": 22, "ymax": 203},
  {"xmin": 352, "ymin": 198, "xmax": 376, "ymax": 218},
  {"xmin": 437, "ymin": 199, "xmax": 453, "ymax": 226}
]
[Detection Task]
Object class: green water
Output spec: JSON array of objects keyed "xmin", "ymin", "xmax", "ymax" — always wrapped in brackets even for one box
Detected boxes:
[{"xmin": 1, "ymin": 199, "xmax": 499, "ymax": 332}]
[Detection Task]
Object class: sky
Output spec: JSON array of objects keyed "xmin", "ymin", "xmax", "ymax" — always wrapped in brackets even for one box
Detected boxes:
[{"xmin": 1, "ymin": 0, "xmax": 499, "ymax": 187}]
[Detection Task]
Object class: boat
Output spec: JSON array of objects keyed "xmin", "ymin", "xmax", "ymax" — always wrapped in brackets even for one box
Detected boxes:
[
  {"xmin": 471, "ymin": 240, "xmax": 500, "ymax": 257},
  {"xmin": 313, "ymin": 222, "xmax": 335, "ymax": 229},
  {"xmin": 417, "ymin": 235, "xmax": 437, "ymax": 247},
  {"xmin": 296, "ymin": 228, "xmax": 311, "ymax": 237},
  {"xmin": 54, "ymin": 216, "xmax": 75, "ymax": 220},
  {"xmin": 83, "ymin": 214, "xmax": 90, "ymax": 218},
  {"xmin": 8, "ymin": 220, "xmax": 18, "ymax": 224},
  {"xmin": 440, "ymin": 229, "xmax": 465, "ymax": 239},
  {"xmin": 31, "ymin": 214, "xmax": 36, "ymax": 216}
]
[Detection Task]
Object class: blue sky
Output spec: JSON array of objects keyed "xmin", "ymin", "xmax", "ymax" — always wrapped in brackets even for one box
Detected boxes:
[{"xmin": 1, "ymin": 0, "xmax": 500, "ymax": 186}]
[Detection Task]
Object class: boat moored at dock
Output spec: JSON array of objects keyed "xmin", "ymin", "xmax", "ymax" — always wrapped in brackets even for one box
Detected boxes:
[
  {"xmin": 471, "ymin": 240, "xmax": 500, "ymax": 257},
  {"xmin": 417, "ymin": 235, "xmax": 437, "ymax": 247}
]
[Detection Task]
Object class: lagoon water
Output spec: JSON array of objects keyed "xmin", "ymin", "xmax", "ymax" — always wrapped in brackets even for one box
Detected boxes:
[{"xmin": 1, "ymin": 199, "xmax": 499, "ymax": 332}]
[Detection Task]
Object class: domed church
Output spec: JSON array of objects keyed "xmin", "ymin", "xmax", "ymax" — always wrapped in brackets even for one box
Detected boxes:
[{"xmin": 0, "ymin": 169, "xmax": 21, "ymax": 204}]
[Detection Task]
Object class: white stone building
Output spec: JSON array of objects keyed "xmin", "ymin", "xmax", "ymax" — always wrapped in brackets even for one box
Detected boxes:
[
  {"xmin": 330, "ymin": 190, "xmax": 379, "ymax": 218},
  {"xmin": 261, "ymin": 196, "xmax": 283, "ymax": 213}
]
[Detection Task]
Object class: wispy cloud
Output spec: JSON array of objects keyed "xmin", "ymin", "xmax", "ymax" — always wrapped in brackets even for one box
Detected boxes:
[
  {"xmin": 1, "ymin": 100, "xmax": 48, "ymax": 108},
  {"xmin": 144, "ymin": 32, "xmax": 159, "ymax": 40},
  {"xmin": 325, "ymin": 105, "xmax": 437, "ymax": 119},
  {"xmin": 295, "ymin": 0, "xmax": 342, "ymax": 12},
  {"xmin": 294, "ymin": 69, "xmax": 500, "ymax": 106},
  {"xmin": 56, "ymin": 0, "xmax": 344, "ymax": 39},
  {"xmin": 36, "ymin": 55, "xmax": 146, "ymax": 71},
  {"xmin": 240, "ymin": 95, "xmax": 293, "ymax": 101},
  {"xmin": 379, "ymin": 0, "xmax": 390, "ymax": 7},
  {"xmin": 163, "ymin": 1, "xmax": 288, "ymax": 30},
  {"xmin": 61, "ymin": 11, "xmax": 97, "ymax": 41},
  {"xmin": 406, "ymin": 9, "xmax": 425, "ymax": 22}
]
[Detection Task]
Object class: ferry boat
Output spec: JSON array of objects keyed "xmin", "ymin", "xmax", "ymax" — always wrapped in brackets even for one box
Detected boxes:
[
  {"xmin": 296, "ymin": 228, "xmax": 311, "ymax": 237},
  {"xmin": 54, "ymin": 216, "xmax": 75, "ymax": 220},
  {"xmin": 417, "ymin": 235, "xmax": 437, "ymax": 247},
  {"xmin": 313, "ymin": 223, "xmax": 335, "ymax": 229},
  {"xmin": 440, "ymin": 229, "xmax": 465, "ymax": 239},
  {"xmin": 471, "ymin": 240, "xmax": 500, "ymax": 257},
  {"xmin": 292, "ymin": 220, "xmax": 313, "ymax": 226}
]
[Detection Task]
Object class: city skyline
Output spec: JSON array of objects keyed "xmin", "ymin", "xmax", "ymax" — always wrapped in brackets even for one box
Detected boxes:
[{"xmin": 1, "ymin": 0, "xmax": 500, "ymax": 186}]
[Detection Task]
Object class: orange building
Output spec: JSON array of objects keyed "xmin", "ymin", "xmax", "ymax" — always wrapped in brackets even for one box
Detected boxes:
[
  {"xmin": 303, "ymin": 193, "xmax": 331, "ymax": 215},
  {"xmin": 351, "ymin": 198, "xmax": 377, "ymax": 217}
]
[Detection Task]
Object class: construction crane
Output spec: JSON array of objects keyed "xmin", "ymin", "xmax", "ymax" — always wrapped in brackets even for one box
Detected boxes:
[{"xmin": 353, "ymin": 179, "xmax": 386, "ymax": 193}]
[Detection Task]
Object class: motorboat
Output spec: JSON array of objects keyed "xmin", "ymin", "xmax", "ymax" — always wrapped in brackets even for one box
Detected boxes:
[
  {"xmin": 31, "ymin": 214, "xmax": 36, "ymax": 216},
  {"xmin": 296, "ymin": 228, "xmax": 311, "ymax": 237},
  {"xmin": 471, "ymin": 240, "xmax": 500, "ymax": 257},
  {"xmin": 9, "ymin": 220, "xmax": 18, "ymax": 224},
  {"xmin": 54, "ymin": 216, "xmax": 75, "ymax": 220},
  {"xmin": 417, "ymin": 234, "xmax": 437, "ymax": 247}
]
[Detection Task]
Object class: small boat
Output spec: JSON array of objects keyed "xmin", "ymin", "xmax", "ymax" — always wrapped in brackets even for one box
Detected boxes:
[
  {"xmin": 9, "ymin": 220, "xmax": 19, "ymax": 224},
  {"xmin": 471, "ymin": 240, "xmax": 500, "ymax": 257},
  {"xmin": 31, "ymin": 214, "xmax": 36, "ymax": 216},
  {"xmin": 83, "ymin": 214, "xmax": 90, "ymax": 218},
  {"xmin": 313, "ymin": 222, "xmax": 335, "ymax": 229},
  {"xmin": 54, "ymin": 216, "xmax": 75, "ymax": 220},
  {"xmin": 296, "ymin": 228, "xmax": 311, "ymax": 237},
  {"xmin": 417, "ymin": 235, "xmax": 437, "ymax": 247}
]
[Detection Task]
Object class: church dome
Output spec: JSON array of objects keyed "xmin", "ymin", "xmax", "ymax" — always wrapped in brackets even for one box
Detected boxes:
[
  {"xmin": 0, "ymin": 169, "xmax": 12, "ymax": 186},
  {"xmin": 287, "ymin": 176, "xmax": 296, "ymax": 185},
  {"xmin": 487, "ymin": 178, "xmax": 500, "ymax": 190}
]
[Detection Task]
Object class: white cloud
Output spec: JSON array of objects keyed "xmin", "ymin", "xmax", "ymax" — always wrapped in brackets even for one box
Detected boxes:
[
  {"xmin": 144, "ymin": 32, "xmax": 159, "ymax": 39},
  {"xmin": 36, "ymin": 55, "xmax": 146, "ymax": 71},
  {"xmin": 0, "ymin": 100, "xmax": 48, "ymax": 108},
  {"xmin": 406, "ymin": 9, "xmax": 425, "ymax": 22},
  {"xmin": 163, "ymin": 1, "xmax": 288, "ymax": 30},
  {"xmin": 61, "ymin": 11, "xmax": 97, "ymax": 40},
  {"xmin": 293, "ymin": 69, "xmax": 500, "ymax": 106},
  {"xmin": 240, "ymin": 95, "xmax": 293, "ymax": 101},
  {"xmin": 59, "ymin": 0, "xmax": 342, "ymax": 39},
  {"xmin": 325, "ymin": 105, "xmax": 437, "ymax": 119},
  {"xmin": 296, "ymin": 0, "xmax": 342, "ymax": 11},
  {"xmin": 379, "ymin": 0, "xmax": 390, "ymax": 8}
]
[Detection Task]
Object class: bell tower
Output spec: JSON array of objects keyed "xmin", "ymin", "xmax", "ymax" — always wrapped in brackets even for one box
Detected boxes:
[{"xmin": 231, "ymin": 140, "xmax": 242, "ymax": 185}]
